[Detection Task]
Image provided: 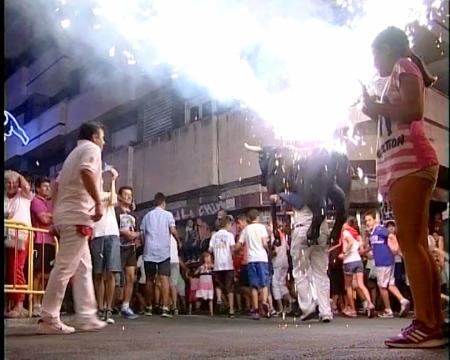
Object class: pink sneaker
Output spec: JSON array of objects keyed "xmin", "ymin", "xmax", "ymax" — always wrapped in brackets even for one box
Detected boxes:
[
  {"xmin": 72, "ymin": 316, "xmax": 107, "ymax": 332},
  {"xmin": 37, "ymin": 319, "xmax": 75, "ymax": 335},
  {"xmin": 385, "ymin": 320, "xmax": 448, "ymax": 348}
]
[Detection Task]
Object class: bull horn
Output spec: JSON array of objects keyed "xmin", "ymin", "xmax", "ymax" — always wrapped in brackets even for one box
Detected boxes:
[{"xmin": 244, "ymin": 143, "xmax": 262, "ymax": 152}]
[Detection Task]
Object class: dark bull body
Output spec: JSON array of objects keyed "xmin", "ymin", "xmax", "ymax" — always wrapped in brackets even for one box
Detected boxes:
[{"xmin": 245, "ymin": 143, "xmax": 352, "ymax": 246}]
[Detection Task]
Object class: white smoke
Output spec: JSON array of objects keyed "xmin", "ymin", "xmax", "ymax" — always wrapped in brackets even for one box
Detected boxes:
[{"xmin": 12, "ymin": 0, "xmax": 445, "ymax": 144}]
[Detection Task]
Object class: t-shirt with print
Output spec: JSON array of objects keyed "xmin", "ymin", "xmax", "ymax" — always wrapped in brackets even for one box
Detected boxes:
[
  {"xmin": 209, "ymin": 229, "xmax": 235, "ymax": 271},
  {"xmin": 141, "ymin": 207, "xmax": 176, "ymax": 263},
  {"xmin": 239, "ymin": 223, "xmax": 269, "ymax": 263},
  {"xmin": 31, "ymin": 195, "xmax": 53, "ymax": 245},
  {"xmin": 115, "ymin": 207, "xmax": 139, "ymax": 247},
  {"xmin": 376, "ymin": 58, "xmax": 438, "ymax": 196},
  {"xmin": 271, "ymin": 235, "xmax": 289, "ymax": 269},
  {"xmin": 53, "ymin": 140, "xmax": 102, "ymax": 227}
]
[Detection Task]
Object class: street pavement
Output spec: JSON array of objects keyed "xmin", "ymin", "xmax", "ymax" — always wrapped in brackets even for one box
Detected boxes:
[{"xmin": 5, "ymin": 314, "xmax": 448, "ymax": 360}]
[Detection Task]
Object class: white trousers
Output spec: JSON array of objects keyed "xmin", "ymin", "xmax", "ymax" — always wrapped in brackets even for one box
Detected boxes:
[
  {"xmin": 41, "ymin": 225, "xmax": 97, "ymax": 322},
  {"xmin": 290, "ymin": 208, "xmax": 332, "ymax": 318}
]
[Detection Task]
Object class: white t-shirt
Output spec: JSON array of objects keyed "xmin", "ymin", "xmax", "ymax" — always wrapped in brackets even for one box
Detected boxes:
[
  {"xmin": 136, "ymin": 255, "xmax": 146, "ymax": 285},
  {"xmin": 170, "ymin": 235, "xmax": 179, "ymax": 263},
  {"xmin": 7, "ymin": 189, "xmax": 32, "ymax": 226},
  {"xmin": 209, "ymin": 229, "xmax": 235, "ymax": 271},
  {"xmin": 239, "ymin": 223, "xmax": 269, "ymax": 263},
  {"xmin": 93, "ymin": 203, "xmax": 120, "ymax": 238},
  {"xmin": 53, "ymin": 140, "xmax": 102, "ymax": 227}
]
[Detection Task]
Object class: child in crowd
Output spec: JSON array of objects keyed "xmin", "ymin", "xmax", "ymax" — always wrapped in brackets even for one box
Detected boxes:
[
  {"xmin": 187, "ymin": 268, "xmax": 199, "ymax": 315},
  {"xmin": 271, "ymin": 228, "xmax": 293, "ymax": 315},
  {"xmin": 195, "ymin": 252, "xmax": 214, "ymax": 316},
  {"xmin": 363, "ymin": 210, "xmax": 410, "ymax": 318},
  {"xmin": 236, "ymin": 209, "xmax": 270, "ymax": 320},
  {"xmin": 209, "ymin": 215, "xmax": 236, "ymax": 318}
]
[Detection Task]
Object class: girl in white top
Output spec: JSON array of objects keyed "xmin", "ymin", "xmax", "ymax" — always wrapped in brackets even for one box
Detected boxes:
[{"xmin": 340, "ymin": 218, "xmax": 375, "ymax": 318}]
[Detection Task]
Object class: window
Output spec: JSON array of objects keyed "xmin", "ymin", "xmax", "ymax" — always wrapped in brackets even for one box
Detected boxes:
[{"xmin": 190, "ymin": 106, "xmax": 200, "ymax": 123}]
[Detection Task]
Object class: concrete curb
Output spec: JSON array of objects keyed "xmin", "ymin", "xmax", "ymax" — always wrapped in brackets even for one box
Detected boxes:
[{"xmin": 5, "ymin": 315, "xmax": 74, "ymax": 328}]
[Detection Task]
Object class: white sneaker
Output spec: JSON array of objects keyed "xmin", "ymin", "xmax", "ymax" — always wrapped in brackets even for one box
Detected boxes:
[
  {"xmin": 399, "ymin": 299, "xmax": 411, "ymax": 317},
  {"xmin": 37, "ymin": 319, "xmax": 75, "ymax": 335},
  {"xmin": 320, "ymin": 315, "xmax": 333, "ymax": 323},
  {"xmin": 72, "ymin": 316, "xmax": 107, "ymax": 331}
]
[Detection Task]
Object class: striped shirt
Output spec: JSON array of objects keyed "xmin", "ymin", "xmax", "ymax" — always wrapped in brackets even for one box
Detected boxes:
[{"xmin": 376, "ymin": 58, "xmax": 438, "ymax": 196}]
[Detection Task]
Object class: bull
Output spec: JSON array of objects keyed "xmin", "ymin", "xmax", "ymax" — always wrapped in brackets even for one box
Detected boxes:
[{"xmin": 244, "ymin": 143, "xmax": 352, "ymax": 246}]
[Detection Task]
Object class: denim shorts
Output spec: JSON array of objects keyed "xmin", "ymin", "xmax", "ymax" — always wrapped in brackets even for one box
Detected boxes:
[
  {"xmin": 89, "ymin": 235, "xmax": 122, "ymax": 274},
  {"xmin": 247, "ymin": 262, "xmax": 270, "ymax": 289},
  {"xmin": 343, "ymin": 260, "xmax": 364, "ymax": 275}
]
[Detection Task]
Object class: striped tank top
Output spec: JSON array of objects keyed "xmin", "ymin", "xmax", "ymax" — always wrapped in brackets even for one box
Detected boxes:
[{"xmin": 376, "ymin": 58, "xmax": 438, "ymax": 196}]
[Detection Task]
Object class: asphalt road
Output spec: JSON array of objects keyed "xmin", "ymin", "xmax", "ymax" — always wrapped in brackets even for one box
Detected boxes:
[{"xmin": 5, "ymin": 314, "xmax": 448, "ymax": 360}]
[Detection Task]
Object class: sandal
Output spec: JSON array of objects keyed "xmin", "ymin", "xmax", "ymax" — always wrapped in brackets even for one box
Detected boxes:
[{"xmin": 342, "ymin": 309, "xmax": 357, "ymax": 318}]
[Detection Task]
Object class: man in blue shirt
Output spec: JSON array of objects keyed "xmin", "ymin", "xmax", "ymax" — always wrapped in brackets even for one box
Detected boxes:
[
  {"xmin": 364, "ymin": 210, "xmax": 410, "ymax": 318},
  {"xmin": 141, "ymin": 193, "xmax": 180, "ymax": 318}
]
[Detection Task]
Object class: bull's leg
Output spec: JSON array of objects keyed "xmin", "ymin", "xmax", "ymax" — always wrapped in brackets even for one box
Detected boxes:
[{"xmin": 328, "ymin": 184, "xmax": 348, "ymax": 245}]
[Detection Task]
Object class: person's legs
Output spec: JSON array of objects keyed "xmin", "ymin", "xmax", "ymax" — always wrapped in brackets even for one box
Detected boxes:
[
  {"xmin": 41, "ymin": 226, "xmax": 90, "ymax": 324},
  {"xmin": 160, "ymin": 275, "xmax": 170, "ymax": 309},
  {"xmin": 93, "ymin": 274, "xmax": 105, "ymax": 311},
  {"xmin": 104, "ymin": 272, "xmax": 115, "ymax": 311},
  {"xmin": 344, "ymin": 273, "xmax": 356, "ymax": 313},
  {"xmin": 123, "ymin": 266, "xmax": 135, "ymax": 309},
  {"xmin": 355, "ymin": 273, "xmax": 373, "ymax": 306},
  {"xmin": 310, "ymin": 246, "xmax": 332, "ymax": 318},
  {"xmin": 390, "ymin": 176, "xmax": 442, "ymax": 329}
]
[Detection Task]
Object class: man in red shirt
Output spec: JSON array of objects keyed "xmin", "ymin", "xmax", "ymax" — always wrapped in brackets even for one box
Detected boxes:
[{"xmin": 30, "ymin": 177, "xmax": 56, "ymax": 317}]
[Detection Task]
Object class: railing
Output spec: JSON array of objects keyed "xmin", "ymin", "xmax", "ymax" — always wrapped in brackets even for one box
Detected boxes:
[{"xmin": 4, "ymin": 219, "xmax": 59, "ymax": 318}]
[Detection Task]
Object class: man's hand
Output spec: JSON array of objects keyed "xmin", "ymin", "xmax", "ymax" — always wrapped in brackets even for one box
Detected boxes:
[
  {"xmin": 91, "ymin": 203, "xmax": 104, "ymax": 222},
  {"xmin": 109, "ymin": 168, "xmax": 119, "ymax": 180},
  {"xmin": 362, "ymin": 85, "xmax": 379, "ymax": 119}
]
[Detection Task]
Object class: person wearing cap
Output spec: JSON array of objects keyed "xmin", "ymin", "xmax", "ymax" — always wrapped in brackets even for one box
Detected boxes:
[{"xmin": 277, "ymin": 192, "xmax": 333, "ymax": 323}]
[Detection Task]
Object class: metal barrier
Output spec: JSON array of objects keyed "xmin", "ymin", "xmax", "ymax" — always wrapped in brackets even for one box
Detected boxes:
[{"xmin": 4, "ymin": 219, "xmax": 59, "ymax": 318}]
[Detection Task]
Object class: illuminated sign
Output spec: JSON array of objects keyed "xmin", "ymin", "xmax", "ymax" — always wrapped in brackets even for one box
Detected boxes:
[{"xmin": 4, "ymin": 111, "xmax": 30, "ymax": 145}]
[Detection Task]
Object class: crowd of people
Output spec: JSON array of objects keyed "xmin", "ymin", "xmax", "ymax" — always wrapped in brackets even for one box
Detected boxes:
[
  {"xmin": 5, "ymin": 164, "xmax": 448, "ymax": 326},
  {"xmin": 3, "ymin": 25, "xmax": 449, "ymax": 348}
]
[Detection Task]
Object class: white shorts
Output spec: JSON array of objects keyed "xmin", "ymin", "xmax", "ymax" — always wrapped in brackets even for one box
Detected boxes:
[{"xmin": 376, "ymin": 265, "xmax": 395, "ymax": 288}]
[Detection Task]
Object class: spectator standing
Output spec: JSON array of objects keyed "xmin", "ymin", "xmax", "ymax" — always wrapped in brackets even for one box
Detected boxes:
[
  {"xmin": 170, "ymin": 234, "xmax": 184, "ymax": 315},
  {"xmin": 183, "ymin": 219, "xmax": 200, "ymax": 263},
  {"xmin": 209, "ymin": 215, "xmax": 236, "ymax": 318},
  {"xmin": 38, "ymin": 122, "xmax": 107, "ymax": 334},
  {"xmin": 271, "ymin": 228, "xmax": 293, "ymax": 315},
  {"xmin": 30, "ymin": 177, "xmax": 55, "ymax": 317},
  {"xmin": 363, "ymin": 26, "xmax": 444, "ymax": 348},
  {"xmin": 142, "ymin": 192, "xmax": 180, "ymax": 318},
  {"xmin": 234, "ymin": 214, "xmax": 251, "ymax": 313},
  {"xmin": 115, "ymin": 186, "xmax": 140, "ymax": 320},
  {"xmin": 195, "ymin": 252, "xmax": 215, "ymax": 316},
  {"xmin": 5, "ymin": 170, "xmax": 33, "ymax": 318},
  {"xmin": 364, "ymin": 211, "xmax": 410, "ymax": 319},
  {"xmin": 235, "ymin": 209, "xmax": 270, "ymax": 320},
  {"xmin": 90, "ymin": 167, "xmax": 122, "ymax": 324},
  {"xmin": 340, "ymin": 218, "xmax": 375, "ymax": 318}
]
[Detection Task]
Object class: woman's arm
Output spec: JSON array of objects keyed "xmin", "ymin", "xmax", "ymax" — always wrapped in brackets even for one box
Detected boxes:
[{"xmin": 363, "ymin": 74, "xmax": 423, "ymax": 124}]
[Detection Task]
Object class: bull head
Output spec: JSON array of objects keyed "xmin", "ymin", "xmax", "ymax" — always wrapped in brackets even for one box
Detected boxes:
[{"xmin": 244, "ymin": 143, "xmax": 296, "ymax": 195}]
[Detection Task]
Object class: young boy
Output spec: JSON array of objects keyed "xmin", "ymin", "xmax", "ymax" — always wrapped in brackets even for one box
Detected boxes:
[
  {"xmin": 363, "ymin": 210, "xmax": 410, "ymax": 318},
  {"xmin": 235, "ymin": 209, "xmax": 270, "ymax": 320},
  {"xmin": 209, "ymin": 215, "xmax": 236, "ymax": 318}
]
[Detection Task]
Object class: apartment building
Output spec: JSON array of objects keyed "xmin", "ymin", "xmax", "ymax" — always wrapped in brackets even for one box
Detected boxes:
[{"xmin": 5, "ymin": 1, "xmax": 449, "ymax": 224}]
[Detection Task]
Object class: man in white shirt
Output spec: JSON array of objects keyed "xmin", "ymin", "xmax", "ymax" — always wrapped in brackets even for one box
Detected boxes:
[
  {"xmin": 209, "ymin": 215, "xmax": 236, "ymax": 318},
  {"xmin": 39, "ymin": 122, "xmax": 107, "ymax": 335},
  {"xmin": 5, "ymin": 170, "xmax": 33, "ymax": 318},
  {"xmin": 235, "ymin": 209, "xmax": 270, "ymax": 320},
  {"xmin": 90, "ymin": 167, "xmax": 124, "ymax": 324},
  {"xmin": 141, "ymin": 192, "xmax": 180, "ymax": 318}
]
